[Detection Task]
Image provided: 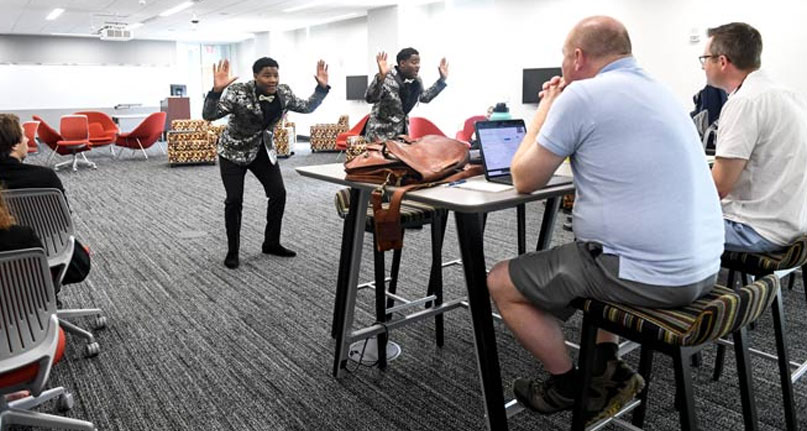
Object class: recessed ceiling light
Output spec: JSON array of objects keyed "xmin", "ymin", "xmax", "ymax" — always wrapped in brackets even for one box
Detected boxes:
[
  {"xmin": 159, "ymin": 1, "xmax": 193, "ymax": 17},
  {"xmin": 46, "ymin": 8, "xmax": 65, "ymax": 20},
  {"xmin": 283, "ymin": 1, "xmax": 324, "ymax": 13}
]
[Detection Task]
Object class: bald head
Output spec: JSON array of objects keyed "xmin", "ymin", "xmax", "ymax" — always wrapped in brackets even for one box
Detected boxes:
[{"xmin": 567, "ymin": 16, "xmax": 632, "ymax": 60}]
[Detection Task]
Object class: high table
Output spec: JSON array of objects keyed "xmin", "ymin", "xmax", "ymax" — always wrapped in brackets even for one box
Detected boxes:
[{"xmin": 296, "ymin": 163, "xmax": 575, "ymax": 431}]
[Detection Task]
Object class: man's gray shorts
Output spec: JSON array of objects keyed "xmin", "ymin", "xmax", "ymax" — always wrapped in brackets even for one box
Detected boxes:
[{"xmin": 508, "ymin": 241, "xmax": 717, "ymax": 321}]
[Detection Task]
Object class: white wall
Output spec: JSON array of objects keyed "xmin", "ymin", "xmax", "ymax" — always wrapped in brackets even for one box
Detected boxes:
[
  {"xmin": 261, "ymin": 17, "xmax": 369, "ymax": 134},
  {"xmin": 6, "ymin": 1, "xmax": 805, "ymax": 136},
  {"xmin": 243, "ymin": 0, "xmax": 807, "ymax": 137},
  {"xmin": 0, "ymin": 64, "xmax": 174, "ymax": 110}
]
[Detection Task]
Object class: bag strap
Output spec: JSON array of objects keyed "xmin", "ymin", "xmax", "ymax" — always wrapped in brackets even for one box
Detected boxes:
[{"xmin": 371, "ymin": 165, "xmax": 483, "ymax": 251}]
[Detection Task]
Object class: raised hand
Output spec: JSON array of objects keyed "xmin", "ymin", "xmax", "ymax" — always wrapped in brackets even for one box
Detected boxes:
[
  {"xmin": 438, "ymin": 57, "xmax": 449, "ymax": 80},
  {"xmin": 212, "ymin": 59, "xmax": 238, "ymax": 92},
  {"xmin": 376, "ymin": 52, "xmax": 390, "ymax": 77},
  {"xmin": 314, "ymin": 60, "xmax": 329, "ymax": 88}
]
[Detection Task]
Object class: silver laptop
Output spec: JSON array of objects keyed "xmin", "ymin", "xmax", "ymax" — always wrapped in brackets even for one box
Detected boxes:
[{"xmin": 475, "ymin": 119, "xmax": 573, "ymax": 187}]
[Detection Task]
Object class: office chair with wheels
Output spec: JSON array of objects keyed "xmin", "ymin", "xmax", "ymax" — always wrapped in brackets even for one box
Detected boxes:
[
  {"xmin": 2, "ymin": 189, "xmax": 106, "ymax": 358},
  {"xmin": 0, "ymin": 248, "xmax": 96, "ymax": 430},
  {"xmin": 32, "ymin": 116, "xmax": 92, "ymax": 171},
  {"xmin": 56, "ymin": 115, "xmax": 96, "ymax": 171}
]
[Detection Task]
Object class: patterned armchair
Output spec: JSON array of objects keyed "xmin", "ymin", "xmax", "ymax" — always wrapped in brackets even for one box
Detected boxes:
[
  {"xmin": 310, "ymin": 115, "xmax": 349, "ymax": 152},
  {"xmin": 273, "ymin": 116, "xmax": 296, "ymax": 158},
  {"xmin": 344, "ymin": 135, "xmax": 368, "ymax": 162},
  {"xmin": 167, "ymin": 119, "xmax": 218, "ymax": 166}
]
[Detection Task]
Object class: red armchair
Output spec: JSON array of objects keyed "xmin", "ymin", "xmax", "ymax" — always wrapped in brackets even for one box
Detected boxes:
[
  {"xmin": 408, "ymin": 117, "xmax": 446, "ymax": 139},
  {"xmin": 455, "ymin": 115, "xmax": 487, "ymax": 144},
  {"xmin": 22, "ymin": 121, "xmax": 39, "ymax": 154},
  {"xmin": 335, "ymin": 114, "xmax": 370, "ymax": 150},
  {"xmin": 115, "ymin": 112, "xmax": 167, "ymax": 160},
  {"xmin": 74, "ymin": 111, "xmax": 119, "ymax": 155}
]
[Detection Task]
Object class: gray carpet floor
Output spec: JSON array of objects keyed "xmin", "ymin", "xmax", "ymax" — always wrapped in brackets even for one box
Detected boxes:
[{"xmin": 17, "ymin": 143, "xmax": 807, "ymax": 430}]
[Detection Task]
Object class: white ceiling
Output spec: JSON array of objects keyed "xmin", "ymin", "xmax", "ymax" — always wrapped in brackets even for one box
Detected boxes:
[{"xmin": 0, "ymin": 0, "xmax": 407, "ymax": 43}]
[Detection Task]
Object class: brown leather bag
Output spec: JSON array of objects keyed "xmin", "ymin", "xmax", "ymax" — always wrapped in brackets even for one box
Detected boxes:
[{"xmin": 344, "ymin": 135, "xmax": 482, "ymax": 251}]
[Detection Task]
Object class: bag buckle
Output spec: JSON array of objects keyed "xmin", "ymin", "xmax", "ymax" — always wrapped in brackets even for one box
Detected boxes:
[{"xmin": 374, "ymin": 172, "xmax": 393, "ymax": 198}]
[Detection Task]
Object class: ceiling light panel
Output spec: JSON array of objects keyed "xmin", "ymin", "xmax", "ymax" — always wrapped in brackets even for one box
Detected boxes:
[
  {"xmin": 159, "ymin": 1, "xmax": 194, "ymax": 17},
  {"xmin": 46, "ymin": 8, "xmax": 65, "ymax": 20}
]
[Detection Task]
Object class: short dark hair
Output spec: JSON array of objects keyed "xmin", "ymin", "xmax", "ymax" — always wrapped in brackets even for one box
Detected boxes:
[
  {"xmin": 707, "ymin": 22, "xmax": 762, "ymax": 71},
  {"xmin": 253, "ymin": 57, "xmax": 279, "ymax": 74},
  {"xmin": 0, "ymin": 113, "xmax": 23, "ymax": 159},
  {"xmin": 396, "ymin": 48, "xmax": 419, "ymax": 65}
]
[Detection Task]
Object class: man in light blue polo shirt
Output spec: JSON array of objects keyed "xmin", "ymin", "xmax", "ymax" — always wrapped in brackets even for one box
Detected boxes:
[{"xmin": 486, "ymin": 16, "xmax": 723, "ymax": 425}]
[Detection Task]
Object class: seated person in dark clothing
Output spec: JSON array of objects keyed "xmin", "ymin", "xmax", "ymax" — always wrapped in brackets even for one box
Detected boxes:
[
  {"xmin": 0, "ymin": 187, "xmax": 43, "ymax": 252},
  {"xmin": 0, "ymin": 114, "xmax": 65, "ymax": 194},
  {"xmin": 0, "ymin": 114, "xmax": 88, "ymax": 286}
]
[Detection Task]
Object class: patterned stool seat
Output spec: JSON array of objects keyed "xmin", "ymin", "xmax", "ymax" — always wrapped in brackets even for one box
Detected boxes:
[
  {"xmin": 573, "ymin": 275, "xmax": 778, "ymax": 347},
  {"xmin": 334, "ymin": 188, "xmax": 437, "ymax": 228},
  {"xmin": 569, "ymin": 274, "xmax": 779, "ymax": 431},
  {"xmin": 721, "ymin": 235, "xmax": 807, "ymax": 275}
]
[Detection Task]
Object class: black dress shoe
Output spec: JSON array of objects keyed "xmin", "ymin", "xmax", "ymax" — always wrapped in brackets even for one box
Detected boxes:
[
  {"xmin": 224, "ymin": 251, "xmax": 239, "ymax": 269},
  {"xmin": 262, "ymin": 244, "xmax": 297, "ymax": 257}
]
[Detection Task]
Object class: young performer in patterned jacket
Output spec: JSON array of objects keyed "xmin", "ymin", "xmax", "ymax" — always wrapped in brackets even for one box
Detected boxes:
[
  {"xmin": 364, "ymin": 48, "xmax": 448, "ymax": 142},
  {"xmin": 203, "ymin": 57, "xmax": 329, "ymax": 269}
]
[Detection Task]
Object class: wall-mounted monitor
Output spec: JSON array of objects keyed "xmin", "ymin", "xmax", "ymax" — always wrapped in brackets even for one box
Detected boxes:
[
  {"xmin": 346, "ymin": 75, "xmax": 368, "ymax": 101},
  {"xmin": 522, "ymin": 68, "xmax": 562, "ymax": 103},
  {"xmin": 170, "ymin": 84, "xmax": 187, "ymax": 97}
]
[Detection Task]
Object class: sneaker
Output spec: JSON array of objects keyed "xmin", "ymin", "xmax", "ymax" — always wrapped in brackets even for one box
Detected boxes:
[
  {"xmin": 513, "ymin": 375, "xmax": 575, "ymax": 414},
  {"xmin": 585, "ymin": 359, "xmax": 645, "ymax": 426}
]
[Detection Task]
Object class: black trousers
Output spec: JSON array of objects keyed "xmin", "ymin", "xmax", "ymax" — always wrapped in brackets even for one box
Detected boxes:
[{"xmin": 219, "ymin": 147, "xmax": 286, "ymax": 253}]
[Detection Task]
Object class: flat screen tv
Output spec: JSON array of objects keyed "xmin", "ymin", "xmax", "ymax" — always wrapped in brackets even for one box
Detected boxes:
[
  {"xmin": 346, "ymin": 75, "xmax": 368, "ymax": 101},
  {"xmin": 170, "ymin": 84, "xmax": 187, "ymax": 97},
  {"xmin": 522, "ymin": 68, "xmax": 562, "ymax": 103}
]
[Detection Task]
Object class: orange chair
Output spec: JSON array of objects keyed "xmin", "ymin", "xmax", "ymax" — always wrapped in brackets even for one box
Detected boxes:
[
  {"xmin": 114, "ymin": 112, "xmax": 167, "ymax": 160},
  {"xmin": 74, "ymin": 111, "xmax": 119, "ymax": 156},
  {"xmin": 408, "ymin": 117, "xmax": 446, "ymax": 139},
  {"xmin": 455, "ymin": 115, "xmax": 487, "ymax": 144},
  {"xmin": 56, "ymin": 115, "xmax": 96, "ymax": 171},
  {"xmin": 22, "ymin": 121, "xmax": 40, "ymax": 155},
  {"xmin": 335, "ymin": 114, "xmax": 370, "ymax": 150}
]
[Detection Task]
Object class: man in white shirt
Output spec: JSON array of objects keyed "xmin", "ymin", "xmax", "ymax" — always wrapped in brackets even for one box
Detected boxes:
[{"xmin": 703, "ymin": 22, "xmax": 807, "ymax": 252}]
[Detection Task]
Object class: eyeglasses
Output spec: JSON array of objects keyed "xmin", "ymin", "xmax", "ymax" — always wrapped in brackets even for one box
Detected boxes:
[{"xmin": 698, "ymin": 55, "xmax": 718, "ymax": 66}]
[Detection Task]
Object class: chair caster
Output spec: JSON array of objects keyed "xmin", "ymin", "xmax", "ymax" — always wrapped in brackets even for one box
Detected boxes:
[
  {"xmin": 94, "ymin": 316, "xmax": 107, "ymax": 330},
  {"xmin": 57, "ymin": 393, "xmax": 74, "ymax": 411},
  {"xmin": 84, "ymin": 342, "xmax": 100, "ymax": 358}
]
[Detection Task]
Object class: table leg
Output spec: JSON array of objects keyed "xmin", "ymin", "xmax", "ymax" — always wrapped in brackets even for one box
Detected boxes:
[
  {"xmin": 535, "ymin": 196, "xmax": 560, "ymax": 251},
  {"xmin": 332, "ymin": 188, "xmax": 369, "ymax": 377},
  {"xmin": 331, "ymin": 188, "xmax": 360, "ymax": 338},
  {"xmin": 455, "ymin": 212, "xmax": 508, "ymax": 431},
  {"xmin": 516, "ymin": 204, "xmax": 526, "ymax": 255}
]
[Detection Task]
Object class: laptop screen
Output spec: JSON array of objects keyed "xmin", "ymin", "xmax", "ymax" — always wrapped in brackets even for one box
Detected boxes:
[{"xmin": 476, "ymin": 120, "xmax": 527, "ymax": 177}]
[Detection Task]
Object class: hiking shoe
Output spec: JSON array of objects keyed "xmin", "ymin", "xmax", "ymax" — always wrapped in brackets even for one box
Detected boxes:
[
  {"xmin": 585, "ymin": 359, "xmax": 645, "ymax": 426},
  {"xmin": 513, "ymin": 375, "xmax": 575, "ymax": 414}
]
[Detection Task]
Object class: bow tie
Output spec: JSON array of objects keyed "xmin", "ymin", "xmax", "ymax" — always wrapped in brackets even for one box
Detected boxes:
[{"xmin": 258, "ymin": 94, "xmax": 275, "ymax": 103}]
